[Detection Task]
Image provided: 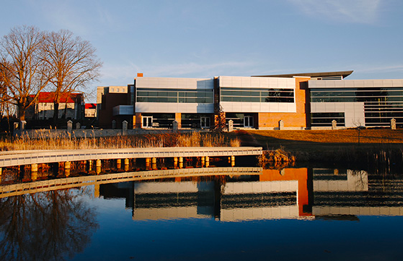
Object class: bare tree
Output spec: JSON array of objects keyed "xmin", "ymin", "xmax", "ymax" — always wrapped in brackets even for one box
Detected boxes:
[
  {"xmin": 213, "ymin": 104, "xmax": 226, "ymax": 132},
  {"xmin": 0, "ymin": 26, "xmax": 52, "ymax": 121},
  {"xmin": 0, "ymin": 64, "xmax": 8, "ymax": 118},
  {"xmin": 0, "ymin": 188, "xmax": 98, "ymax": 261},
  {"xmin": 43, "ymin": 30, "xmax": 102, "ymax": 123},
  {"xmin": 0, "ymin": 64, "xmax": 14, "ymax": 132}
]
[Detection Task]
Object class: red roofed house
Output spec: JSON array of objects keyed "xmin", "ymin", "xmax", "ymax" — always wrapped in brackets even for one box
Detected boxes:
[
  {"xmin": 27, "ymin": 92, "xmax": 84, "ymax": 120},
  {"xmin": 85, "ymin": 103, "xmax": 97, "ymax": 118}
]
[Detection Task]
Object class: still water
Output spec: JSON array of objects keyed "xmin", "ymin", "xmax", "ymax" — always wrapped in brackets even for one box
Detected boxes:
[{"xmin": 1, "ymin": 167, "xmax": 403, "ymax": 260}]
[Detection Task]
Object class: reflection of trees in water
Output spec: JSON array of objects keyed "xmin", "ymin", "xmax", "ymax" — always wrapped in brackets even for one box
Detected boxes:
[
  {"xmin": 350, "ymin": 170, "xmax": 368, "ymax": 190},
  {"xmin": 0, "ymin": 187, "xmax": 99, "ymax": 261}
]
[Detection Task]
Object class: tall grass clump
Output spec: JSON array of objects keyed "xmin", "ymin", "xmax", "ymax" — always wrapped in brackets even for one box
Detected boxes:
[{"xmin": 0, "ymin": 131, "xmax": 240, "ymax": 151}]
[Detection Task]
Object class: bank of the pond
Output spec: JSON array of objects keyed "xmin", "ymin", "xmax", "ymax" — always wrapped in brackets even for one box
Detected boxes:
[{"xmin": 240, "ymin": 129, "xmax": 403, "ymax": 169}]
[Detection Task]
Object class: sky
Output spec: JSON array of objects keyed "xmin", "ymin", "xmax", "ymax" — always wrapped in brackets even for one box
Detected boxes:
[{"xmin": 1, "ymin": 0, "xmax": 403, "ymax": 101}]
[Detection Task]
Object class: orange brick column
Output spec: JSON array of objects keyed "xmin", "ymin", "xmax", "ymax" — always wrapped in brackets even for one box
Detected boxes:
[
  {"xmin": 175, "ymin": 113, "xmax": 181, "ymax": 129},
  {"xmin": 260, "ymin": 168, "xmax": 312, "ymax": 217},
  {"xmin": 134, "ymin": 113, "xmax": 142, "ymax": 128}
]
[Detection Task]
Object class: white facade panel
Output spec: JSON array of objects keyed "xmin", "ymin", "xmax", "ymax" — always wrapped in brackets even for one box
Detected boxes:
[
  {"xmin": 309, "ymin": 79, "xmax": 403, "ymax": 89},
  {"xmin": 383, "ymin": 79, "xmax": 393, "ymax": 87},
  {"xmin": 132, "ymin": 206, "xmax": 208, "ymax": 220},
  {"xmin": 221, "ymin": 102, "xmax": 296, "ymax": 113},
  {"xmin": 393, "ymin": 79, "xmax": 403, "ymax": 86},
  {"xmin": 136, "ymin": 77, "xmax": 214, "ymax": 89},
  {"xmin": 313, "ymin": 170, "xmax": 368, "ymax": 192},
  {"xmin": 269, "ymin": 103, "xmax": 280, "ymax": 112},
  {"xmin": 363, "ymin": 80, "xmax": 374, "ymax": 87},
  {"xmin": 323, "ymin": 103, "xmax": 334, "ymax": 112},
  {"xmin": 267, "ymin": 77, "xmax": 278, "ymax": 86},
  {"xmin": 311, "ymin": 102, "xmax": 365, "ymax": 127},
  {"xmin": 241, "ymin": 77, "xmax": 251, "ymax": 87},
  {"xmin": 344, "ymin": 80, "xmax": 355, "ymax": 87},
  {"xmin": 251, "ymin": 103, "xmax": 260, "ymax": 112},
  {"xmin": 287, "ymin": 103, "xmax": 297, "ymax": 112},
  {"xmin": 278, "ymin": 103, "xmax": 288, "ymax": 112},
  {"xmin": 219, "ymin": 76, "xmax": 231, "ymax": 87},
  {"xmin": 223, "ymin": 181, "xmax": 298, "ymax": 195},
  {"xmin": 308, "ymin": 80, "xmax": 317, "ymax": 88},
  {"xmin": 218, "ymin": 76, "xmax": 296, "ymax": 113},
  {"xmin": 134, "ymin": 181, "xmax": 199, "ymax": 193},
  {"xmin": 334, "ymin": 103, "xmax": 345, "ymax": 111},
  {"xmin": 220, "ymin": 205, "xmax": 300, "ymax": 221},
  {"xmin": 325, "ymin": 81, "xmax": 335, "ymax": 87},
  {"xmin": 219, "ymin": 76, "xmax": 295, "ymax": 89},
  {"xmin": 311, "ymin": 103, "xmax": 325, "ymax": 111},
  {"xmin": 135, "ymin": 77, "xmax": 214, "ymax": 114}
]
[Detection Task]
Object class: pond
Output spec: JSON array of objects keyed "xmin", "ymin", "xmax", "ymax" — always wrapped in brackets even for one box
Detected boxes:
[{"xmin": 1, "ymin": 166, "xmax": 403, "ymax": 261}]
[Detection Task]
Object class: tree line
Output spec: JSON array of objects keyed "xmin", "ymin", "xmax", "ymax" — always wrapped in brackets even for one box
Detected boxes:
[{"xmin": 0, "ymin": 26, "xmax": 102, "ymax": 123}]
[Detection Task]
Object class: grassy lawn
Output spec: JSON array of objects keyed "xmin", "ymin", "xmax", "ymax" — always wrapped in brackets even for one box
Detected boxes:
[{"xmin": 244, "ymin": 129, "xmax": 403, "ymax": 153}]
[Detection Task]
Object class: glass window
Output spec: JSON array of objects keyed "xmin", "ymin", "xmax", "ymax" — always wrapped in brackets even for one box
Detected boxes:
[
  {"xmin": 220, "ymin": 87, "xmax": 294, "ymax": 103},
  {"xmin": 137, "ymin": 88, "xmax": 213, "ymax": 103},
  {"xmin": 311, "ymin": 113, "xmax": 345, "ymax": 126}
]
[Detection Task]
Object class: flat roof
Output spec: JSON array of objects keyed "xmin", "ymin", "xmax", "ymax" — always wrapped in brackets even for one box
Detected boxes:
[{"xmin": 252, "ymin": 70, "xmax": 354, "ymax": 79}]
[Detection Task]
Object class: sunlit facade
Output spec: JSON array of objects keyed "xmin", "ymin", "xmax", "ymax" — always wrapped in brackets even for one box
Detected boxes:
[
  {"xmin": 96, "ymin": 70, "xmax": 403, "ymax": 129},
  {"xmin": 310, "ymin": 79, "xmax": 403, "ymax": 128},
  {"xmin": 98, "ymin": 166, "xmax": 403, "ymax": 221}
]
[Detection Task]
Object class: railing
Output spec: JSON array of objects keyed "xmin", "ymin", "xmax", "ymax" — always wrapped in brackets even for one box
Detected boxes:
[
  {"xmin": 0, "ymin": 147, "xmax": 262, "ymax": 168},
  {"xmin": 0, "ymin": 167, "xmax": 263, "ymax": 198}
]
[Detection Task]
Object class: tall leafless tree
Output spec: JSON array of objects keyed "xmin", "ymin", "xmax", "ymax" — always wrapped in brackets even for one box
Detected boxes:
[
  {"xmin": 0, "ymin": 64, "xmax": 8, "ymax": 118},
  {"xmin": 0, "ymin": 188, "xmax": 98, "ymax": 261},
  {"xmin": 0, "ymin": 62, "xmax": 15, "ymax": 132},
  {"xmin": 0, "ymin": 26, "xmax": 52, "ymax": 121},
  {"xmin": 43, "ymin": 30, "xmax": 102, "ymax": 123}
]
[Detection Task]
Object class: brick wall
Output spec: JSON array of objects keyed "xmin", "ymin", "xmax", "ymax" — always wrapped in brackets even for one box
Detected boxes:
[{"xmin": 258, "ymin": 77, "xmax": 310, "ymax": 129}]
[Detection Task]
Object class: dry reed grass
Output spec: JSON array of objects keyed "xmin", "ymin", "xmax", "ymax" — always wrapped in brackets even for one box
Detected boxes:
[{"xmin": 0, "ymin": 131, "xmax": 240, "ymax": 151}]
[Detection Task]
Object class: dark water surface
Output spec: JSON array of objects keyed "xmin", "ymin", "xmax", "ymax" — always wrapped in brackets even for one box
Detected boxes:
[{"xmin": 1, "ymin": 167, "xmax": 403, "ymax": 261}]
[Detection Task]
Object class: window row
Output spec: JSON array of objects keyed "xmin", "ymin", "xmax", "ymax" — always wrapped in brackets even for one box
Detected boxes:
[
  {"xmin": 221, "ymin": 97, "xmax": 294, "ymax": 103},
  {"xmin": 137, "ymin": 88, "xmax": 213, "ymax": 103},
  {"xmin": 311, "ymin": 97, "xmax": 403, "ymax": 102},
  {"xmin": 311, "ymin": 113, "xmax": 345, "ymax": 126},
  {"xmin": 221, "ymin": 88, "xmax": 294, "ymax": 103},
  {"xmin": 137, "ymin": 97, "xmax": 213, "ymax": 103},
  {"xmin": 365, "ymin": 117, "xmax": 403, "ymax": 126},
  {"xmin": 365, "ymin": 108, "xmax": 403, "ymax": 112},
  {"xmin": 310, "ymin": 87, "xmax": 403, "ymax": 92},
  {"xmin": 311, "ymin": 92, "xmax": 403, "ymax": 97},
  {"xmin": 365, "ymin": 103, "xmax": 403, "ymax": 108}
]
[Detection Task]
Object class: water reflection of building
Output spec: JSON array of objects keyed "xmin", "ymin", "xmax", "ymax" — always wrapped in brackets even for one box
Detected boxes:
[
  {"xmin": 99, "ymin": 168, "xmax": 313, "ymax": 221},
  {"xmin": 132, "ymin": 181, "xmax": 216, "ymax": 220},
  {"xmin": 312, "ymin": 168, "xmax": 403, "ymax": 217},
  {"xmin": 221, "ymin": 168, "xmax": 312, "ymax": 221},
  {"xmin": 98, "ymin": 168, "xmax": 403, "ymax": 221}
]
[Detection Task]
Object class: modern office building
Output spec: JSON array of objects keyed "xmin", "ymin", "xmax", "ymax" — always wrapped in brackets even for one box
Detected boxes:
[
  {"xmin": 309, "ymin": 78, "xmax": 403, "ymax": 128},
  {"xmin": 96, "ymin": 70, "xmax": 403, "ymax": 129}
]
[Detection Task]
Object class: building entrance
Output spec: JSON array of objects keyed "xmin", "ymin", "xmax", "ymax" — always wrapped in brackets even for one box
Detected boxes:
[
  {"xmin": 200, "ymin": 117, "xmax": 210, "ymax": 129},
  {"xmin": 244, "ymin": 116, "xmax": 254, "ymax": 128},
  {"xmin": 142, "ymin": 116, "xmax": 153, "ymax": 128}
]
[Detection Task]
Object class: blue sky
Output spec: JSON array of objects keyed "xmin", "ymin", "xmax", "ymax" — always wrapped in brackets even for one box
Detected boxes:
[{"xmin": 1, "ymin": 0, "xmax": 403, "ymax": 93}]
